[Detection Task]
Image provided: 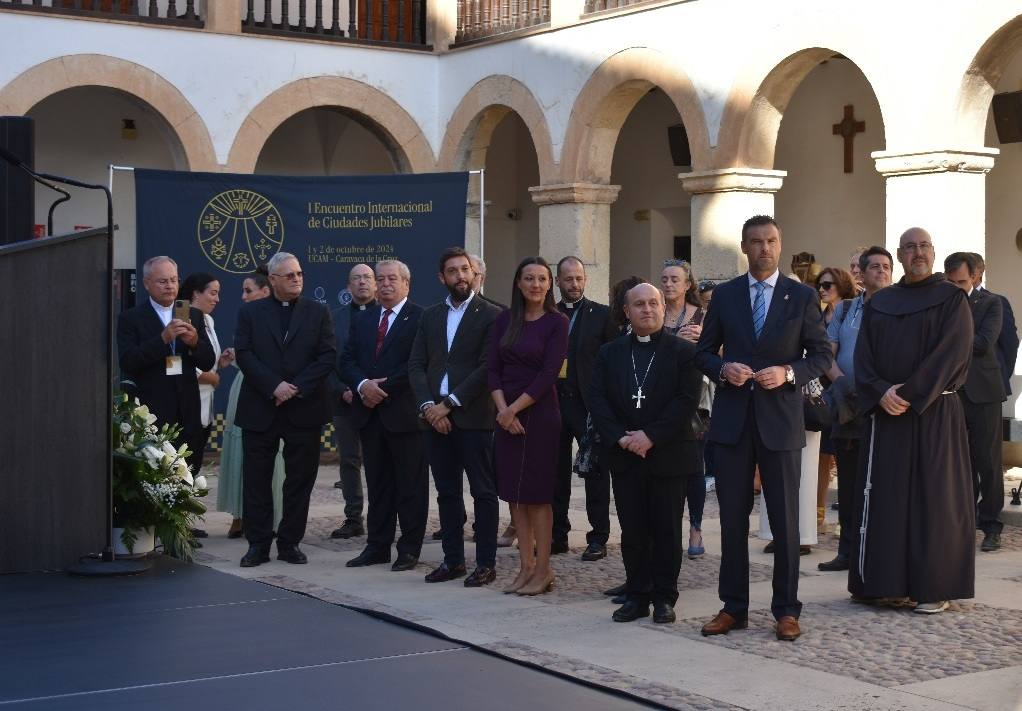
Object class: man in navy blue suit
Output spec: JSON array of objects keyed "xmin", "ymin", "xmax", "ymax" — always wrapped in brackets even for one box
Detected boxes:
[
  {"xmin": 695, "ymin": 215, "xmax": 831, "ymax": 642},
  {"xmin": 340, "ymin": 260, "xmax": 428, "ymax": 572}
]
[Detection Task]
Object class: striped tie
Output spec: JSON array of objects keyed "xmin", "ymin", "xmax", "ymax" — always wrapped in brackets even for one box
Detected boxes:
[{"xmin": 752, "ymin": 281, "xmax": 767, "ymax": 338}]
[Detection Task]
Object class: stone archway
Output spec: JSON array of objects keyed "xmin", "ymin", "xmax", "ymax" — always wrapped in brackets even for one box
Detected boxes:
[
  {"xmin": 955, "ymin": 12, "xmax": 1022, "ymax": 146},
  {"xmin": 715, "ymin": 47, "xmax": 887, "ymax": 171},
  {"xmin": 437, "ymin": 75, "xmax": 555, "ymax": 184},
  {"xmin": 0, "ymin": 54, "xmax": 217, "ymax": 171},
  {"xmin": 226, "ymin": 77, "xmax": 434, "ymax": 174},
  {"xmin": 560, "ymin": 47, "xmax": 711, "ymax": 184}
]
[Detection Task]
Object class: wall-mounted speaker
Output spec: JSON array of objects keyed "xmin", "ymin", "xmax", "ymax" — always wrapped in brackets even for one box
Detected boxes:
[
  {"xmin": 0, "ymin": 116, "xmax": 35, "ymax": 245},
  {"xmin": 992, "ymin": 90, "xmax": 1022, "ymax": 144}
]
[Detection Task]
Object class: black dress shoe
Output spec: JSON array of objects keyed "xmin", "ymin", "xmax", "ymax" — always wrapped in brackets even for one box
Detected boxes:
[
  {"xmin": 277, "ymin": 544, "xmax": 307, "ymax": 564},
  {"xmin": 391, "ymin": 553, "xmax": 419, "ymax": 571},
  {"xmin": 652, "ymin": 601, "xmax": 676, "ymax": 624},
  {"xmin": 612, "ymin": 600, "xmax": 650, "ymax": 622},
  {"xmin": 240, "ymin": 546, "xmax": 270, "ymax": 568},
  {"xmin": 330, "ymin": 519, "xmax": 365, "ymax": 539},
  {"xmin": 424, "ymin": 562, "xmax": 466, "ymax": 583},
  {"xmin": 612, "ymin": 593, "xmax": 627, "ymax": 605},
  {"xmin": 603, "ymin": 583, "xmax": 627, "ymax": 596},
  {"xmin": 981, "ymin": 532, "xmax": 1001, "ymax": 552},
  {"xmin": 817, "ymin": 555, "xmax": 849, "ymax": 571},
  {"xmin": 464, "ymin": 566, "xmax": 497, "ymax": 587},
  {"xmin": 551, "ymin": 540, "xmax": 569, "ymax": 555},
  {"xmin": 431, "ymin": 529, "xmax": 444, "ymax": 540},
  {"xmin": 333, "ymin": 481, "xmax": 344, "ymax": 489},
  {"xmin": 581, "ymin": 543, "xmax": 607, "ymax": 561},
  {"xmin": 191, "ymin": 528, "xmax": 208, "ymax": 539},
  {"xmin": 346, "ymin": 548, "xmax": 391, "ymax": 567}
]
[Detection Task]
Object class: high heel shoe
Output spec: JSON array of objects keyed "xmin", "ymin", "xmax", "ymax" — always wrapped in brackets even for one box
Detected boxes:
[
  {"xmin": 516, "ymin": 573, "xmax": 555, "ymax": 596},
  {"xmin": 503, "ymin": 570, "xmax": 533, "ymax": 594}
]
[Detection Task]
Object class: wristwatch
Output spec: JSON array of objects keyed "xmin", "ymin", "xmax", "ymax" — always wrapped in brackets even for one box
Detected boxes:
[{"xmin": 784, "ymin": 366, "xmax": 795, "ymax": 385}]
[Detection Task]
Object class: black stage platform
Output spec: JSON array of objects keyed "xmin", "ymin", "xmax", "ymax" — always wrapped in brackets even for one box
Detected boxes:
[{"xmin": 0, "ymin": 557, "xmax": 654, "ymax": 710}]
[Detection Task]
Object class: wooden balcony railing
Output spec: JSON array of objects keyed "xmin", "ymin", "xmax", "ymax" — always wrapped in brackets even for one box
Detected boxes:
[
  {"xmin": 0, "ymin": 0, "xmax": 202, "ymax": 27},
  {"xmin": 583, "ymin": 0, "xmax": 654, "ymax": 14},
  {"xmin": 455, "ymin": 0, "xmax": 548, "ymax": 44},
  {"xmin": 243, "ymin": 0, "xmax": 427, "ymax": 47}
]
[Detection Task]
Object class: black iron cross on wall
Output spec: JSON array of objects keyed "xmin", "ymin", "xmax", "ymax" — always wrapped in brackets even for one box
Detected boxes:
[{"xmin": 832, "ymin": 104, "xmax": 865, "ymax": 173}]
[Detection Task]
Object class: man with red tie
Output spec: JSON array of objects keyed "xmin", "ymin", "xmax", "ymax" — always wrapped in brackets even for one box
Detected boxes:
[{"xmin": 340, "ymin": 260, "xmax": 428, "ymax": 572}]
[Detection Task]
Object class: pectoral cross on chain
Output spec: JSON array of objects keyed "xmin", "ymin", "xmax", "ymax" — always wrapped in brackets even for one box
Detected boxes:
[{"xmin": 632, "ymin": 387, "xmax": 646, "ymax": 409}]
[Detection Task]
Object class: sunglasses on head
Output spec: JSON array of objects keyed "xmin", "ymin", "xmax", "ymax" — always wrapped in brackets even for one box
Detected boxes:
[
  {"xmin": 698, "ymin": 280, "xmax": 716, "ymax": 292},
  {"xmin": 663, "ymin": 259, "xmax": 690, "ymax": 268}
]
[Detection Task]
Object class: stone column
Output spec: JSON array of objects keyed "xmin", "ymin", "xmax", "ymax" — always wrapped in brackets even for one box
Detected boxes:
[
  {"xmin": 681, "ymin": 168, "xmax": 786, "ymax": 281},
  {"xmin": 529, "ymin": 182, "xmax": 621, "ymax": 302},
  {"xmin": 205, "ymin": 0, "xmax": 244, "ymax": 34},
  {"xmin": 872, "ymin": 148, "xmax": 999, "ymax": 268}
]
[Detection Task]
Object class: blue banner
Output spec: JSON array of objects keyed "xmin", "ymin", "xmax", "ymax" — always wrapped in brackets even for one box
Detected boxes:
[{"xmin": 134, "ymin": 168, "xmax": 469, "ymax": 425}]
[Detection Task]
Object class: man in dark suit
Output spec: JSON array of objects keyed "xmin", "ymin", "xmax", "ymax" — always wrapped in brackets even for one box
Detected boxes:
[
  {"xmin": 589, "ymin": 283, "xmax": 703, "ymax": 624},
  {"xmin": 409, "ymin": 247, "xmax": 502, "ymax": 586},
  {"xmin": 341, "ymin": 260, "xmax": 428, "ymax": 572},
  {"xmin": 553, "ymin": 256, "xmax": 619, "ymax": 560},
  {"xmin": 327, "ymin": 263, "xmax": 376, "ymax": 540},
  {"xmin": 117, "ymin": 255, "xmax": 215, "ymax": 464},
  {"xmin": 695, "ymin": 215, "xmax": 831, "ymax": 642},
  {"xmin": 970, "ymin": 253, "xmax": 1018, "ymax": 397},
  {"xmin": 235, "ymin": 252, "xmax": 336, "ymax": 568},
  {"xmin": 947, "ymin": 252, "xmax": 1006, "ymax": 552}
]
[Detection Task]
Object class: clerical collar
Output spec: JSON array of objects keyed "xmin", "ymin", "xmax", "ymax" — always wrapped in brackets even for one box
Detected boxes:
[
  {"xmin": 274, "ymin": 295, "xmax": 298, "ymax": 307},
  {"xmin": 632, "ymin": 329, "xmax": 661, "ymax": 344},
  {"xmin": 636, "ymin": 334, "xmax": 651, "ymax": 342},
  {"xmin": 563, "ymin": 297, "xmax": 584, "ymax": 309},
  {"xmin": 352, "ymin": 299, "xmax": 375, "ymax": 311}
]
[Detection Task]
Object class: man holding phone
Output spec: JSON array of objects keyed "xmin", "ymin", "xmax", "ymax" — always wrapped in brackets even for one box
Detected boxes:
[{"xmin": 117, "ymin": 256, "xmax": 215, "ymax": 476}]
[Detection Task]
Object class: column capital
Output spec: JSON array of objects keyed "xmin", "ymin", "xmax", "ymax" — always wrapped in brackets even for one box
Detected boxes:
[
  {"xmin": 680, "ymin": 168, "xmax": 786, "ymax": 195},
  {"xmin": 872, "ymin": 148, "xmax": 999, "ymax": 177},
  {"xmin": 529, "ymin": 183, "xmax": 621, "ymax": 206}
]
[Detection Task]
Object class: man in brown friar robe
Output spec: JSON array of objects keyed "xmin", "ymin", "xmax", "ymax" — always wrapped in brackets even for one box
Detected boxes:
[{"xmin": 849, "ymin": 228, "xmax": 974, "ymax": 614}]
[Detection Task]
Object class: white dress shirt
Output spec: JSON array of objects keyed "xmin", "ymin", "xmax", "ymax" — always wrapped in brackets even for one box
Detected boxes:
[
  {"xmin": 195, "ymin": 313, "xmax": 221, "ymax": 427},
  {"xmin": 150, "ymin": 297, "xmax": 172, "ymax": 326},
  {"xmin": 748, "ymin": 269, "xmax": 780, "ymax": 315},
  {"xmin": 358, "ymin": 297, "xmax": 408, "ymax": 397},
  {"xmin": 439, "ymin": 292, "xmax": 474, "ymax": 402}
]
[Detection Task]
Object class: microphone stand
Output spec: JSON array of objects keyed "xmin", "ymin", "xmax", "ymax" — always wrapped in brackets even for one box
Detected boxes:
[{"xmin": 0, "ymin": 146, "xmax": 150, "ymax": 575}]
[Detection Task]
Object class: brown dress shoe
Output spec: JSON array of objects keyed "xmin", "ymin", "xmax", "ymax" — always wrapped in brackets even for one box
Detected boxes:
[
  {"xmin": 775, "ymin": 616, "xmax": 801, "ymax": 641},
  {"xmin": 701, "ymin": 611, "xmax": 747, "ymax": 636}
]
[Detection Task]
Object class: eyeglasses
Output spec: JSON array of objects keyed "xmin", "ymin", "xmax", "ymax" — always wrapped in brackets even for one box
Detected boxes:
[
  {"xmin": 271, "ymin": 271, "xmax": 304, "ymax": 281},
  {"xmin": 899, "ymin": 242, "xmax": 933, "ymax": 253},
  {"xmin": 663, "ymin": 259, "xmax": 690, "ymax": 268},
  {"xmin": 818, "ymin": 281, "xmax": 835, "ymax": 290}
]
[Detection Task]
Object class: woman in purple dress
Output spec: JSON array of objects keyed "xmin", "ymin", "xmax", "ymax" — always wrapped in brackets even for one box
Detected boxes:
[{"xmin": 488, "ymin": 257, "xmax": 568, "ymax": 596}]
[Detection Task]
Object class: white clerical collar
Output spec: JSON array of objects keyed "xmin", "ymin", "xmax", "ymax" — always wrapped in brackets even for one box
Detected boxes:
[
  {"xmin": 748, "ymin": 270, "xmax": 780, "ymax": 288},
  {"xmin": 636, "ymin": 334, "xmax": 651, "ymax": 342},
  {"xmin": 564, "ymin": 297, "xmax": 584, "ymax": 309}
]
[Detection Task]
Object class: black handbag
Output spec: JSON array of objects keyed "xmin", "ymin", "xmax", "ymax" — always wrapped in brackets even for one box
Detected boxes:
[{"xmin": 803, "ymin": 378, "xmax": 832, "ymax": 433}]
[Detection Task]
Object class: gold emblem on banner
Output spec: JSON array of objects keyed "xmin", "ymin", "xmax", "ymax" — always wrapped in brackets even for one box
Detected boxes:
[{"xmin": 197, "ymin": 190, "xmax": 284, "ymax": 274}]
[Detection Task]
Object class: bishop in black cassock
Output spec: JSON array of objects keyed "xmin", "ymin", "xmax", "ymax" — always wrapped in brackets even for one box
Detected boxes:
[
  {"xmin": 588, "ymin": 283, "xmax": 703, "ymax": 624},
  {"xmin": 850, "ymin": 228, "xmax": 974, "ymax": 612}
]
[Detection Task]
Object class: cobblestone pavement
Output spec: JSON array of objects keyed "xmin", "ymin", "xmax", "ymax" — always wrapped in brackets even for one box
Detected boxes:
[{"xmin": 197, "ymin": 465, "xmax": 1022, "ymax": 711}]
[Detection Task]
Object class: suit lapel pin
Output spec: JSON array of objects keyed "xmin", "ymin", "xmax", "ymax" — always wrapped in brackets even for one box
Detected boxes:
[{"xmin": 784, "ymin": 294, "xmax": 790, "ymax": 301}]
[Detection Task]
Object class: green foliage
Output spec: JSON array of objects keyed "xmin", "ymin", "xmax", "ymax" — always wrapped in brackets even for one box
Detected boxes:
[{"xmin": 111, "ymin": 391, "xmax": 209, "ymax": 561}]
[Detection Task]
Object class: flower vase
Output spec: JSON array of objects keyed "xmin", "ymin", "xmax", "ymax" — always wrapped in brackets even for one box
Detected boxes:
[{"xmin": 112, "ymin": 527, "xmax": 155, "ymax": 558}]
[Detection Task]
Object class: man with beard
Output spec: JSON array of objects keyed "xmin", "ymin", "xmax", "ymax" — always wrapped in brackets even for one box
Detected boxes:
[
  {"xmin": 328, "ymin": 263, "xmax": 376, "ymax": 540},
  {"xmin": 945, "ymin": 252, "xmax": 1006, "ymax": 552},
  {"xmin": 409, "ymin": 247, "xmax": 503, "ymax": 586},
  {"xmin": 552, "ymin": 256, "xmax": 618, "ymax": 560},
  {"xmin": 850, "ymin": 228, "xmax": 974, "ymax": 614},
  {"xmin": 588, "ymin": 283, "xmax": 703, "ymax": 623}
]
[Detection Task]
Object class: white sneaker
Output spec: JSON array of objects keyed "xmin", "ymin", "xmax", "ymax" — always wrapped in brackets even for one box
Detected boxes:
[{"xmin": 913, "ymin": 601, "xmax": 949, "ymax": 614}]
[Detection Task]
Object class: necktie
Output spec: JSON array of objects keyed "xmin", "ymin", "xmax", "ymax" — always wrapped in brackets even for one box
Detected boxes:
[
  {"xmin": 375, "ymin": 308, "xmax": 393, "ymax": 356},
  {"xmin": 752, "ymin": 282, "xmax": 767, "ymax": 338}
]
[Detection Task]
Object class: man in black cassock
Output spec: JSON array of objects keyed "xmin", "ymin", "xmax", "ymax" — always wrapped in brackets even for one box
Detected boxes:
[
  {"xmin": 850, "ymin": 228, "xmax": 974, "ymax": 614},
  {"xmin": 588, "ymin": 283, "xmax": 703, "ymax": 624}
]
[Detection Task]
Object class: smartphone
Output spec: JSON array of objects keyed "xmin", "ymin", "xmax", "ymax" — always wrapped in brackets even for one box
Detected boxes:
[{"xmin": 173, "ymin": 299, "xmax": 191, "ymax": 322}]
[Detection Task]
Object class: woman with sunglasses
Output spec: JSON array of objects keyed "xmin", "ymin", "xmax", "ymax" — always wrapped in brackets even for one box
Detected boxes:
[{"xmin": 814, "ymin": 268, "xmax": 857, "ymax": 535}]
